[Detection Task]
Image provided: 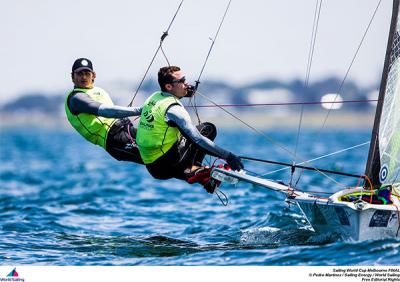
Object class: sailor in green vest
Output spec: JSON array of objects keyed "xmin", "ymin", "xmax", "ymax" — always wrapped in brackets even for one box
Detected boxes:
[
  {"xmin": 136, "ymin": 66, "xmax": 244, "ymax": 193},
  {"xmin": 65, "ymin": 58, "xmax": 143, "ymax": 164}
]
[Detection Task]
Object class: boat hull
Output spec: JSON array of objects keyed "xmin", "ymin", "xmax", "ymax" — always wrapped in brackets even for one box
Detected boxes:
[
  {"xmin": 293, "ymin": 188, "xmax": 400, "ymax": 241},
  {"xmin": 211, "ymin": 168, "xmax": 400, "ymax": 241}
]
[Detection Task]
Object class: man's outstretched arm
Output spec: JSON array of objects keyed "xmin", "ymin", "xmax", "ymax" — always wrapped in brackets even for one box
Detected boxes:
[
  {"xmin": 69, "ymin": 92, "xmax": 142, "ymax": 118},
  {"xmin": 166, "ymin": 105, "xmax": 243, "ymax": 170}
]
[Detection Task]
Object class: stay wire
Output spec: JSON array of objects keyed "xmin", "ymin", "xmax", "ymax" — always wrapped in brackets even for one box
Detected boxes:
[
  {"xmin": 295, "ymin": 0, "xmax": 323, "ymax": 156},
  {"xmin": 195, "ymin": 90, "xmax": 348, "ymax": 189},
  {"xmin": 292, "ymin": 0, "xmax": 323, "ymax": 187},
  {"xmin": 160, "ymin": 45, "xmax": 171, "ymax": 67},
  {"xmin": 127, "ymin": 0, "xmax": 184, "ymax": 107},
  {"xmin": 304, "ymin": 0, "xmax": 323, "ymax": 88},
  {"xmin": 188, "ymin": 95, "xmax": 202, "ymax": 125},
  {"xmin": 193, "ymin": 3, "xmax": 380, "ymax": 189},
  {"xmin": 316, "ymin": 0, "xmax": 382, "ymax": 135},
  {"xmin": 260, "ymin": 141, "xmax": 370, "ymax": 177},
  {"xmin": 190, "ymin": 0, "xmax": 232, "ymax": 124},
  {"xmin": 187, "ymin": 99, "xmax": 377, "ymax": 108},
  {"xmin": 194, "ymin": 0, "xmax": 232, "ymax": 89},
  {"xmin": 293, "ymin": 0, "xmax": 380, "ymax": 188},
  {"xmin": 195, "ymin": 91, "xmax": 294, "ymax": 156}
]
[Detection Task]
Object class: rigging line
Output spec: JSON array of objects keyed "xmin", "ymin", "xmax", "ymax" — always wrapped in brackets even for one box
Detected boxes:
[
  {"xmin": 239, "ymin": 156, "xmax": 365, "ymax": 179},
  {"xmin": 160, "ymin": 45, "xmax": 171, "ymax": 66},
  {"xmin": 293, "ymin": 0, "xmax": 323, "ymax": 184},
  {"xmin": 187, "ymin": 95, "xmax": 202, "ymax": 125},
  {"xmin": 295, "ymin": 0, "xmax": 322, "ymax": 145},
  {"xmin": 194, "ymin": 0, "xmax": 232, "ymax": 89},
  {"xmin": 316, "ymin": 0, "xmax": 382, "ymax": 134},
  {"xmin": 186, "ymin": 99, "xmax": 378, "ymax": 108},
  {"xmin": 293, "ymin": 0, "xmax": 379, "ymax": 187},
  {"xmin": 305, "ymin": 0, "xmax": 323, "ymax": 88},
  {"xmin": 127, "ymin": 0, "xmax": 184, "ymax": 107},
  {"xmin": 195, "ymin": 91, "xmax": 294, "ymax": 156},
  {"xmin": 215, "ymin": 189, "xmax": 229, "ymax": 206},
  {"xmin": 195, "ymin": 90, "xmax": 348, "ymax": 188},
  {"xmin": 260, "ymin": 141, "xmax": 370, "ymax": 177},
  {"xmin": 189, "ymin": 0, "xmax": 232, "ymax": 124}
]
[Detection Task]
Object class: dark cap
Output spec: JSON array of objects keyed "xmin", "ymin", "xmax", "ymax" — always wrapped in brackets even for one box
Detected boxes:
[{"xmin": 72, "ymin": 58, "xmax": 93, "ymax": 73}]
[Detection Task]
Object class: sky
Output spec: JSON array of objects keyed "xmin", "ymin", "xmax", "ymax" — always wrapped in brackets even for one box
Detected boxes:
[{"xmin": 0, "ymin": 0, "xmax": 393, "ymax": 103}]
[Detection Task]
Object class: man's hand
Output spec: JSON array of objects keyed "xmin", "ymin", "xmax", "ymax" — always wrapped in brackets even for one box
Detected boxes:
[{"xmin": 226, "ymin": 153, "xmax": 244, "ymax": 171}]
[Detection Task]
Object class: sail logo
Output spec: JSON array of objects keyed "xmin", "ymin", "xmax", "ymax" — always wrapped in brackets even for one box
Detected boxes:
[
  {"xmin": 379, "ymin": 164, "xmax": 389, "ymax": 182},
  {"xmin": 0, "ymin": 268, "xmax": 25, "ymax": 282}
]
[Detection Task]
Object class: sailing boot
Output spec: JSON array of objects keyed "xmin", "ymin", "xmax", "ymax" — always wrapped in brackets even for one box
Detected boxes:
[{"xmin": 186, "ymin": 166, "xmax": 221, "ymax": 194}]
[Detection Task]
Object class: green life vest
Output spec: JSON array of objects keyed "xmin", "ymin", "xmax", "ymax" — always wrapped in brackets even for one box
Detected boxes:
[
  {"xmin": 136, "ymin": 91, "xmax": 182, "ymax": 164},
  {"xmin": 65, "ymin": 87, "xmax": 116, "ymax": 148}
]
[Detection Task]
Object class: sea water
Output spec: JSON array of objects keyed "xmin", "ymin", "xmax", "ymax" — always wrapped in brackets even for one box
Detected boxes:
[{"xmin": 0, "ymin": 127, "xmax": 399, "ymax": 266}]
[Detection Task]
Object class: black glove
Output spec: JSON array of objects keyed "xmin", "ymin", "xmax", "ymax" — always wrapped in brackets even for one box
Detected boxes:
[
  {"xmin": 185, "ymin": 85, "xmax": 196, "ymax": 97},
  {"xmin": 226, "ymin": 153, "xmax": 244, "ymax": 171}
]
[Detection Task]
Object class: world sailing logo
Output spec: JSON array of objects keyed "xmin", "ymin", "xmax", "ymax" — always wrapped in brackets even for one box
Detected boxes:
[
  {"xmin": 7, "ymin": 269, "xmax": 18, "ymax": 277},
  {"xmin": 0, "ymin": 268, "xmax": 25, "ymax": 282}
]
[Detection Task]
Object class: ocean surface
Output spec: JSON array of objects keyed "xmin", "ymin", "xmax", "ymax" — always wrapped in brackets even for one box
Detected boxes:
[{"xmin": 0, "ymin": 127, "xmax": 399, "ymax": 266}]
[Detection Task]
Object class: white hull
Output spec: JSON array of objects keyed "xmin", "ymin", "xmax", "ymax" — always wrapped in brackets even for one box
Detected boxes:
[
  {"xmin": 212, "ymin": 168, "xmax": 400, "ymax": 241},
  {"xmin": 292, "ymin": 188, "xmax": 400, "ymax": 241}
]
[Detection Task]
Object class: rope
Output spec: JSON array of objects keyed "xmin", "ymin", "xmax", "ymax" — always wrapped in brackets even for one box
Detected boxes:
[
  {"xmin": 195, "ymin": 90, "xmax": 349, "ymax": 189},
  {"xmin": 239, "ymin": 156, "xmax": 366, "ymax": 179},
  {"xmin": 215, "ymin": 189, "xmax": 229, "ymax": 206},
  {"xmin": 196, "ymin": 91, "xmax": 294, "ymax": 156},
  {"xmin": 192, "ymin": 0, "xmax": 381, "ymax": 189},
  {"xmin": 188, "ymin": 94, "xmax": 202, "ymax": 125},
  {"xmin": 194, "ymin": 0, "xmax": 232, "ymax": 90},
  {"xmin": 127, "ymin": 0, "xmax": 184, "ymax": 107},
  {"xmin": 272, "ymin": 0, "xmax": 381, "ymax": 189},
  {"xmin": 304, "ymin": 0, "xmax": 323, "ymax": 89},
  {"xmin": 186, "ymin": 99, "xmax": 378, "ymax": 108},
  {"xmin": 293, "ymin": 0, "xmax": 323, "ymax": 185},
  {"xmin": 261, "ymin": 141, "xmax": 370, "ymax": 177},
  {"xmin": 189, "ymin": 0, "xmax": 232, "ymax": 125},
  {"xmin": 316, "ymin": 0, "xmax": 382, "ymax": 135}
]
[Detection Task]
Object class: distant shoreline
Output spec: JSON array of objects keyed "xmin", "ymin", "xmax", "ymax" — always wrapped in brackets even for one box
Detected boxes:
[{"xmin": 0, "ymin": 111, "xmax": 375, "ymax": 130}]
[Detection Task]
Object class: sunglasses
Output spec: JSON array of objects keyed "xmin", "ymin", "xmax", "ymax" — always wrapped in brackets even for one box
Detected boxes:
[{"xmin": 170, "ymin": 76, "xmax": 186, "ymax": 84}]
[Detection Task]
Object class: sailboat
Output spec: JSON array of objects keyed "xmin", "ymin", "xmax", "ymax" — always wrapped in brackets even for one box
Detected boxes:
[{"xmin": 211, "ymin": 0, "xmax": 400, "ymax": 241}]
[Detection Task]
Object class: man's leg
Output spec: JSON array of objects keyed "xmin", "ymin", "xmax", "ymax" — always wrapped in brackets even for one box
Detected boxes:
[
  {"xmin": 177, "ymin": 122, "xmax": 217, "ymax": 169},
  {"xmin": 105, "ymin": 118, "xmax": 143, "ymax": 164},
  {"xmin": 176, "ymin": 122, "xmax": 221, "ymax": 192},
  {"xmin": 192, "ymin": 122, "xmax": 217, "ymax": 166}
]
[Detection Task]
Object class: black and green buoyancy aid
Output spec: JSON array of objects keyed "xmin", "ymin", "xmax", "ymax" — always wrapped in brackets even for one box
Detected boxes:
[
  {"xmin": 136, "ymin": 91, "xmax": 183, "ymax": 164},
  {"xmin": 65, "ymin": 87, "xmax": 116, "ymax": 148}
]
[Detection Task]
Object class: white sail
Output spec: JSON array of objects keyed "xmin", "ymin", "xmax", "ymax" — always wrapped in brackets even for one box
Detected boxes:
[{"xmin": 379, "ymin": 10, "xmax": 400, "ymax": 192}]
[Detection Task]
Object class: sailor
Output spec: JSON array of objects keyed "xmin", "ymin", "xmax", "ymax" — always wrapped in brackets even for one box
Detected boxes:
[
  {"xmin": 65, "ymin": 58, "xmax": 143, "ymax": 164},
  {"xmin": 136, "ymin": 66, "xmax": 244, "ymax": 193}
]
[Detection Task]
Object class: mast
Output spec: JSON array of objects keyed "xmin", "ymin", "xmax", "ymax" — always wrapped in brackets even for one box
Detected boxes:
[{"xmin": 364, "ymin": 0, "xmax": 400, "ymax": 188}]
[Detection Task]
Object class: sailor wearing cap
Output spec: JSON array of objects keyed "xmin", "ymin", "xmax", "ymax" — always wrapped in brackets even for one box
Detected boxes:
[{"xmin": 65, "ymin": 58, "xmax": 143, "ymax": 164}]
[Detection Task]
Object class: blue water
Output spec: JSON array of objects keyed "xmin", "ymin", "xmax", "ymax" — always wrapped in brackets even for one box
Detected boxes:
[{"xmin": 0, "ymin": 127, "xmax": 399, "ymax": 266}]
